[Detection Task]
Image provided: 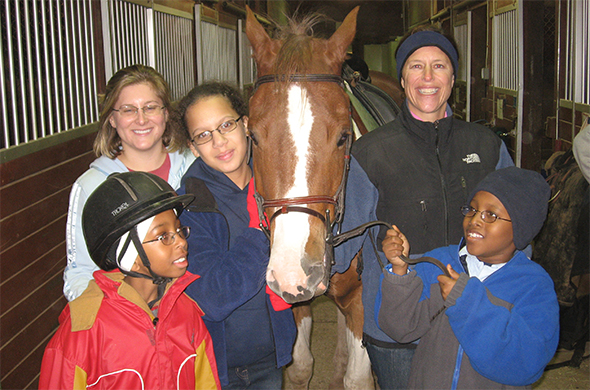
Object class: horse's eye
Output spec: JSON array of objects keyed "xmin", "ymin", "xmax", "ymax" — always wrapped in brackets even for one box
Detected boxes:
[{"xmin": 337, "ymin": 132, "xmax": 350, "ymax": 147}]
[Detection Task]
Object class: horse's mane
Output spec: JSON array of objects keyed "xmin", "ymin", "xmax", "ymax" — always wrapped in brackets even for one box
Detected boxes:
[{"xmin": 272, "ymin": 12, "xmax": 330, "ymax": 76}]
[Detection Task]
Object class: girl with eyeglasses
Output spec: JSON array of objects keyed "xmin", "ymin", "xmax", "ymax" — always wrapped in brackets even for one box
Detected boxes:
[
  {"xmin": 63, "ymin": 64, "xmax": 195, "ymax": 301},
  {"xmin": 171, "ymin": 82, "xmax": 296, "ymax": 390}
]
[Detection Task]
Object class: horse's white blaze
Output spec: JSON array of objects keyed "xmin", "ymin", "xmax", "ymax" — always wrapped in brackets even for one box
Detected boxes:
[
  {"xmin": 344, "ymin": 327, "xmax": 375, "ymax": 389},
  {"xmin": 268, "ymin": 85, "xmax": 315, "ymax": 290}
]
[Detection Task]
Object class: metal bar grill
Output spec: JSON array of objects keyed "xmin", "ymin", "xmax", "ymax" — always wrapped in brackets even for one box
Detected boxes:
[
  {"xmin": 492, "ymin": 9, "xmax": 519, "ymax": 91},
  {"xmin": 565, "ymin": 0, "xmax": 589, "ymax": 104},
  {"xmin": 154, "ymin": 11, "xmax": 195, "ymax": 101},
  {"xmin": 103, "ymin": 0, "xmax": 156, "ymax": 82},
  {"xmin": 1, "ymin": 0, "xmax": 226, "ymax": 150},
  {"xmin": 238, "ymin": 20, "xmax": 255, "ymax": 90},
  {"xmin": 1, "ymin": 0, "xmax": 98, "ymax": 149},
  {"xmin": 453, "ymin": 23, "xmax": 468, "ymax": 82}
]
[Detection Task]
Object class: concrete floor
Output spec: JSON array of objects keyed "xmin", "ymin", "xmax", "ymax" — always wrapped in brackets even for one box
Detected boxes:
[{"xmin": 284, "ymin": 295, "xmax": 589, "ymax": 390}]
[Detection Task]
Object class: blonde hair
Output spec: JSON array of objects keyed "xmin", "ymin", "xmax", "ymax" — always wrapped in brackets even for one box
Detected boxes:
[{"xmin": 93, "ymin": 65, "xmax": 183, "ymax": 158}]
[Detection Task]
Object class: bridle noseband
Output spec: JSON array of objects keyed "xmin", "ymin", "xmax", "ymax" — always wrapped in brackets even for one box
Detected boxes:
[{"xmin": 252, "ymin": 73, "xmax": 352, "ymax": 270}]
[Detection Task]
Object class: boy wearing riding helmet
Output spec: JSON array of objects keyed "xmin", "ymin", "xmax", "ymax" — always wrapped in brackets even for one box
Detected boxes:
[
  {"xmin": 376, "ymin": 167, "xmax": 559, "ymax": 388},
  {"xmin": 39, "ymin": 172, "xmax": 220, "ymax": 390}
]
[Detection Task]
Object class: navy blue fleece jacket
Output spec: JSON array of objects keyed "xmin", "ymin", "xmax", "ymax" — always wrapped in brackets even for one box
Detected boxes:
[{"xmin": 177, "ymin": 158, "xmax": 296, "ymax": 386}]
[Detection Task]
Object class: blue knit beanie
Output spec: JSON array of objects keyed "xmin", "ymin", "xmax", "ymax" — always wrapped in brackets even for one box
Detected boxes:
[
  {"xmin": 468, "ymin": 167, "xmax": 550, "ymax": 250},
  {"xmin": 396, "ymin": 31, "xmax": 459, "ymax": 80}
]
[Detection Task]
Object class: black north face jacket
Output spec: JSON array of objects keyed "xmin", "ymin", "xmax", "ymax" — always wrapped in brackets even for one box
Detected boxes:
[{"xmin": 352, "ymin": 101, "xmax": 513, "ymax": 255}]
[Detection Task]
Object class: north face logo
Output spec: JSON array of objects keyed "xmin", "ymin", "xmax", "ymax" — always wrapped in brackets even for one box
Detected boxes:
[{"xmin": 462, "ymin": 153, "xmax": 481, "ymax": 164}]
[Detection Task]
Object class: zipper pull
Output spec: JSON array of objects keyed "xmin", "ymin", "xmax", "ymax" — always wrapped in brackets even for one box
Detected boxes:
[
  {"xmin": 420, "ymin": 200, "xmax": 427, "ymax": 212},
  {"xmin": 461, "ymin": 176, "xmax": 466, "ymax": 188},
  {"xmin": 153, "ymin": 317, "xmax": 159, "ymax": 327}
]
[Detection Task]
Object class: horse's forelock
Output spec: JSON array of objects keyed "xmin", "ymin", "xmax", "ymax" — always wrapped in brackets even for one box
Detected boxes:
[{"xmin": 272, "ymin": 13, "xmax": 329, "ymax": 76}]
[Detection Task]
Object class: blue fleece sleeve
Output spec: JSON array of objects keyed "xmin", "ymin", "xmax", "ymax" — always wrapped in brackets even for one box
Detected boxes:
[
  {"xmin": 332, "ymin": 157, "xmax": 380, "ymax": 274},
  {"xmin": 445, "ymin": 267, "xmax": 559, "ymax": 385},
  {"xmin": 180, "ymin": 210, "xmax": 270, "ymax": 322},
  {"xmin": 495, "ymin": 142, "xmax": 515, "ymax": 169}
]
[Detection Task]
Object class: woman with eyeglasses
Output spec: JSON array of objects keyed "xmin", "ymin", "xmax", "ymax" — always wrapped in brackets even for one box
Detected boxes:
[
  {"xmin": 172, "ymin": 82, "xmax": 296, "ymax": 390},
  {"xmin": 63, "ymin": 64, "xmax": 195, "ymax": 301}
]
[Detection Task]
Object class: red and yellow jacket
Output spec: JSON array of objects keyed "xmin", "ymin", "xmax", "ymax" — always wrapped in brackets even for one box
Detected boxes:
[{"xmin": 39, "ymin": 270, "xmax": 220, "ymax": 390}]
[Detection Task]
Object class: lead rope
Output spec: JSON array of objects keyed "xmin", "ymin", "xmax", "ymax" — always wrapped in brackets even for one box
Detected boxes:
[{"xmin": 332, "ymin": 220, "xmax": 451, "ymax": 278}]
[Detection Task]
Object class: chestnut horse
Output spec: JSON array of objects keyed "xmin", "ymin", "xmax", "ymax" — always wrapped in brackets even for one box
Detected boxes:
[{"xmin": 245, "ymin": 6, "xmax": 374, "ymax": 389}]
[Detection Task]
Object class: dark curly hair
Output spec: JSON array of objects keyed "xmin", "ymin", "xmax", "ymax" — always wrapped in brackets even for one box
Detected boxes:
[{"xmin": 172, "ymin": 81, "xmax": 248, "ymax": 146}]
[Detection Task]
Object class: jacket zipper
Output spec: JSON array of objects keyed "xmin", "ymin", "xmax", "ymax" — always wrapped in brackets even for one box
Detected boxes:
[
  {"xmin": 434, "ymin": 120, "xmax": 450, "ymax": 245},
  {"xmin": 461, "ymin": 176, "xmax": 467, "ymax": 200}
]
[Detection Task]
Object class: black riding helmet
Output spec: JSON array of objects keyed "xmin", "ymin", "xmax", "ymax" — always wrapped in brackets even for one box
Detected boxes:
[{"xmin": 83, "ymin": 172, "xmax": 195, "ymax": 289}]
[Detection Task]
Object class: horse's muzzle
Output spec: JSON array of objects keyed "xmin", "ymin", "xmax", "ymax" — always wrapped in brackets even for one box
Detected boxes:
[{"xmin": 267, "ymin": 264, "xmax": 328, "ymax": 304}]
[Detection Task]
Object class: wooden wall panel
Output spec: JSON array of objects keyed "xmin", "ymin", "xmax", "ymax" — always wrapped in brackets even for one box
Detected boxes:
[
  {"xmin": 0, "ymin": 131, "xmax": 94, "ymax": 390},
  {"xmin": 0, "ymin": 188, "xmax": 69, "ymax": 250},
  {"xmin": 0, "ymin": 273, "xmax": 65, "ymax": 379},
  {"xmin": 0, "ymin": 217, "xmax": 65, "ymax": 294},
  {"xmin": 1, "ymin": 298, "xmax": 64, "ymax": 390},
  {"xmin": 0, "ymin": 132, "xmax": 95, "ymax": 186},
  {"xmin": 4, "ymin": 344, "xmax": 47, "ymax": 390},
  {"xmin": 0, "ymin": 154, "xmax": 94, "ymax": 219},
  {"xmin": 1, "ymin": 247, "xmax": 65, "ymax": 344}
]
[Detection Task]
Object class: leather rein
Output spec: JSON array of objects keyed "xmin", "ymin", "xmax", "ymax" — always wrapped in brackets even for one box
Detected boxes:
[{"xmin": 251, "ymin": 73, "xmax": 451, "ymax": 278}]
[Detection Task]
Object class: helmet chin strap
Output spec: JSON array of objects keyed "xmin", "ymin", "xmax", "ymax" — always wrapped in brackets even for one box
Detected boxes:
[{"xmin": 117, "ymin": 227, "xmax": 172, "ymax": 309}]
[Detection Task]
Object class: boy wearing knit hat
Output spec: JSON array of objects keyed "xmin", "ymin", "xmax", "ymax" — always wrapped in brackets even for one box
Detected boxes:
[
  {"xmin": 375, "ymin": 167, "xmax": 559, "ymax": 388},
  {"xmin": 348, "ymin": 25, "xmax": 513, "ymax": 389}
]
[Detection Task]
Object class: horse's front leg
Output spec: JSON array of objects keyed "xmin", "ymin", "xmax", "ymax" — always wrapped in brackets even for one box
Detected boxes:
[
  {"xmin": 284, "ymin": 303, "xmax": 314, "ymax": 390},
  {"xmin": 328, "ymin": 254, "xmax": 375, "ymax": 390}
]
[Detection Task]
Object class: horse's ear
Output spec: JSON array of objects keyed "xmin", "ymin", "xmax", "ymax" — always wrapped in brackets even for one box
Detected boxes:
[
  {"xmin": 327, "ymin": 6, "xmax": 359, "ymax": 63},
  {"xmin": 246, "ymin": 6, "xmax": 277, "ymax": 74}
]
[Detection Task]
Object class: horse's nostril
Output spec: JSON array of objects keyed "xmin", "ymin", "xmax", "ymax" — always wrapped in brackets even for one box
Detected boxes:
[
  {"xmin": 283, "ymin": 289, "xmax": 314, "ymax": 304},
  {"xmin": 267, "ymin": 269, "xmax": 277, "ymax": 283},
  {"xmin": 267, "ymin": 279, "xmax": 281, "ymax": 297},
  {"xmin": 306, "ymin": 265, "xmax": 326, "ymax": 291}
]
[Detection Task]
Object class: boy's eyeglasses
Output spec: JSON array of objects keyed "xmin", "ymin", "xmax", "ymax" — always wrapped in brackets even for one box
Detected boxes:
[
  {"xmin": 190, "ymin": 115, "xmax": 244, "ymax": 145},
  {"xmin": 112, "ymin": 104, "xmax": 166, "ymax": 118},
  {"xmin": 461, "ymin": 205, "xmax": 512, "ymax": 223},
  {"xmin": 143, "ymin": 226, "xmax": 191, "ymax": 245}
]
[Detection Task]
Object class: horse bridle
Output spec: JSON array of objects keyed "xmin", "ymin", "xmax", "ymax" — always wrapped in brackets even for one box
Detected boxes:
[
  {"xmin": 251, "ymin": 73, "xmax": 452, "ymax": 278},
  {"xmin": 252, "ymin": 73, "xmax": 351, "ymax": 270}
]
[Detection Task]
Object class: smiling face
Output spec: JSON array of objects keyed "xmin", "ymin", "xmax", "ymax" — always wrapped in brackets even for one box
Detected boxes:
[
  {"xmin": 401, "ymin": 46, "xmax": 454, "ymax": 122},
  {"xmin": 109, "ymin": 82, "xmax": 168, "ymax": 155},
  {"xmin": 136, "ymin": 210, "xmax": 188, "ymax": 279},
  {"xmin": 186, "ymin": 95, "xmax": 250, "ymax": 186},
  {"xmin": 463, "ymin": 191, "xmax": 516, "ymax": 264}
]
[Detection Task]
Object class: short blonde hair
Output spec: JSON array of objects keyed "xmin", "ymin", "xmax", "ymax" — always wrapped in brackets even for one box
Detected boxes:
[{"xmin": 93, "ymin": 65, "xmax": 183, "ymax": 158}]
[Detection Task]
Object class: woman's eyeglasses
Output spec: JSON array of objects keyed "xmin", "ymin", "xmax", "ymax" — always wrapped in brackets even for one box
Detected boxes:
[{"xmin": 113, "ymin": 104, "xmax": 166, "ymax": 118}]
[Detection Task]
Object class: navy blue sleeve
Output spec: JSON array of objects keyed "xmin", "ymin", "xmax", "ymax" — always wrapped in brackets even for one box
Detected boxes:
[
  {"xmin": 180, "ymin": 210, "xmax": 270, "ymax": 322},
  {"xmin": 332, "ymin": 156, "xmax": 380, "ymax": 274}
]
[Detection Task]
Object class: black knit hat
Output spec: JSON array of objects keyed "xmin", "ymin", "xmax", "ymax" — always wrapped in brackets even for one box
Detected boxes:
[
  {"xmin": 468, "ymin": 167, "xmax": 550, "ymax": 250},
  {"xmin": 396, "ymin": 31, "xmax": 459, "ymax": 80}
]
